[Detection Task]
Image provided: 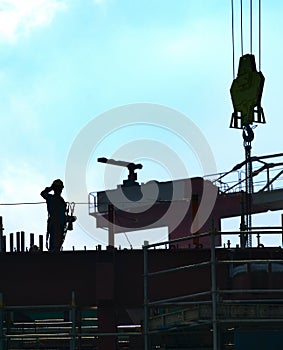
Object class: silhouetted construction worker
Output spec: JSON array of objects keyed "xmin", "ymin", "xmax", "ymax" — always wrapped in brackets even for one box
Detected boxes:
[{"xmin": 41, "ymin": 179, "xmax": 67, "ymax": 252}]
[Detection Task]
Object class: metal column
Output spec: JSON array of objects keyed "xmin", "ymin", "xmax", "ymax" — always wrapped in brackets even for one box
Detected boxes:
[
  {"xmin": 210, "ymin": 231, "xmax": 219, "ymax": 350},
  {"xmin": 70, "ymin": 291, "xmax": 76, "ymax": 350},
  {"xmin": 143, "ymin": 245, "xmax": 149, "ymax": 350},
  {"xmin": 108, "ymin": 204, "xmax": 115, "ymax": 247},
  {"xmin": 0, "ymin": 293, "xmax": 3, "ymax": 350},
  {"xmin": 0, "ymin": 217, "xmax": 3, "ymax": 253}
]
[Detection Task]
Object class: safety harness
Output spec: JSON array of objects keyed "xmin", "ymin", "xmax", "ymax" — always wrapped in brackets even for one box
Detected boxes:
[{"xmin": 46, "ymin": 202, "xmax": 76, "ymax": 251}]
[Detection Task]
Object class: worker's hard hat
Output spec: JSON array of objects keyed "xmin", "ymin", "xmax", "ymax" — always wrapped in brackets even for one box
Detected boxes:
[{"xmin": 52, "ymin": 179, "xmax": 64, "ymax": 188}]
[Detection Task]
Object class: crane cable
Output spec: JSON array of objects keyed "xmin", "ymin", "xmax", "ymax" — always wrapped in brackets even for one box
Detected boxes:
[
  {"xmin": 259, "ymin": 0, "xmax": 262, "ymax": 65},
  {"xmin": 250, "ymin": 0, "xmax": 253, "ymax": 54},
  {"xmin": 240, "ymin": 0, "xmax": 244, "ymax": 56},
  {"xmin": 231, "ymin": 0, "xmax": 262, "ymax": 78},
  {"xmin": 231, "ymin": 0, "xmax": 235, "ymax": 79}
]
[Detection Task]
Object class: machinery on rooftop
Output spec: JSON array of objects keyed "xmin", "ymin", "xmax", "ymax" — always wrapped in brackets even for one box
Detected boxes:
[{"xmin": 97, "ymin": 157, "xmax": 143, "ymax": 187}]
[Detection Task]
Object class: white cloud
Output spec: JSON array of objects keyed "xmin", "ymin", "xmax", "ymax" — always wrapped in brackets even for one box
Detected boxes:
[{"xmin": 0, "ymin": 0, "xmax": 67, "ymax": 43}]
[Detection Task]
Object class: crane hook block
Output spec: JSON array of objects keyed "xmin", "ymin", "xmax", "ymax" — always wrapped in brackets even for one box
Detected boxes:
[{"xmin": 230, "ymin": 54, "xmax": 265, "ymax": 129}]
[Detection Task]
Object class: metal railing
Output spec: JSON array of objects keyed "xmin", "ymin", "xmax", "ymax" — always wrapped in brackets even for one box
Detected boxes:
[
  {"xmin": 143, "ymin": 228, "xmax": 283, "ymax": 350},
  {"xmin": 89, "ymin": 154, "xmax": 283, "ymax": 221},
  {"xmin": 0, "ymin": 292, "xmax": 141, "ymax": 350},
  {"xmin": 88, "ymin": 192, "xmax": 97, "ymax": 215},
  {"xmin": 211, "ymin": 153, "xmax": 283, "ymax": 194}
]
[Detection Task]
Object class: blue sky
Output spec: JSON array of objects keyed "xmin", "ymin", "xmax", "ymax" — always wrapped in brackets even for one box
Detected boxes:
[{"xmin": 0, "ymin": 0, "xmax": 283, "ymax": 250}]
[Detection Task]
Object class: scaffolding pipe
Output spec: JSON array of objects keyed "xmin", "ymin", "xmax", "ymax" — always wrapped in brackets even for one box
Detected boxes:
[
  {"xmin": 148, "ymin": 322, "xmax": 211, "ymax": 335},
  {"xmin": 143, "ymin": 245, "xmax": 149, "ymax": 350},
  {"xmin": 220, "ymin": 289, "xmax": 283, "ymax": 294},
  {"xmin": 4, "ymin": 332, "xmax": 143, "ymax": 338},
  {"xmin": 218, "ymin": 259, "xmax": 283, "ymax": 264},
  {"xmin": 146, "ymin": 231, "xmax": 214, "ymax": 249},
  {"xmin": 108, "ymin": 204, "xmax": 115, "ymax": 247},
  {"xmin": 20, "ymin": 231, "xmax": 25, "ymax": 252},
  {"xmin": 153, "ymin": 297, "xmax": 281, "ymax": 309},
  {"xmin": 16, "ymin": 232, "xmax": 20, "ymax": 252},
  {"xmin": 0, "ymin": 293, "xmax": 3, "ymax": 350},
  {"xmin": 70, "ymin": 291, "xmax": 76, "ymax": 350},
  {"xmin": 148, "ymin": 260, "xmax": 211, "ymax": 277},
  {"xmin": 148, "ymin": 291, "xmax": 212, "ymax": 306},
  {"xmin": 5, "ymin": 304, "xmax": 71, "ymax": 311},
  {"xmin": 222, "ymin": 299, "xmax": 283, "ymax": 303},
  {"xmin": 221, "ymin": 230, "xmax": 282, "ymax": 235},
  {"xmin": 249, "ymin": 226, "xmax": 283, "ymax": 229},
  {"xmin": 39, "ymin": 235, "xmax": 43, "ymax": 251},
  {"xmin": 210, "ymin": 231, "xmax": 219, "ymax": 350},
  {"xmin": 1, "ymin": 236, "xmax": 6, "ymax": 253},
  {"xmin": 9, "ymin": 233, "xmax": 13, "ymax": 253},
  {"xmin": 157, "ymin": 300, "xmax": 213, "ymax": 306},
  {"xmin": 219, "ymin": 318, "xmax": 283, "ymax": 323},
  {"xmin": 0, "ymin": 217, "xmax": 3, "ymax": 253},
  {"xmin": 6, "ymin": 333, "xmax": 70, "ymax": 338},
  {"xmin": 145, "ymin": 228, "xmax": 283, "ymax": 250},
  {"xmin": 30, "ymin": 233, "xmax": 34, "ymax": 248}
]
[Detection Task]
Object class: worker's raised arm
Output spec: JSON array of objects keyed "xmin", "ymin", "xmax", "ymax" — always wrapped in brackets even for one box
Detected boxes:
[{"xmin": 40, "ymin": 186, "xmax": 53, "ymax": 199}]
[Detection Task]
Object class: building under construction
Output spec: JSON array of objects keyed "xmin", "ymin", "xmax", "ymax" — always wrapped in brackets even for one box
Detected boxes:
[
  {"xmin": 1, "ymin": 149, "xmax": 283, "ymax": 350},
  {"xmin": 1, "ymin": 1, "xmax": 283, "ymax": 350}
]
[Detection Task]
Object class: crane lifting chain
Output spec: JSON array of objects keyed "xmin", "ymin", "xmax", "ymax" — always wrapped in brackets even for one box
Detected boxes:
[{"xmin": 229, "ymin": 0, "xmax": 264, "ymax": 248}]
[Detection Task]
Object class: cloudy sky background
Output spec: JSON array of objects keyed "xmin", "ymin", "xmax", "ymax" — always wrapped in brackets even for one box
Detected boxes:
[{"xmin": 0, "ymin": 0, "xmax": 283, "ymax": 250}]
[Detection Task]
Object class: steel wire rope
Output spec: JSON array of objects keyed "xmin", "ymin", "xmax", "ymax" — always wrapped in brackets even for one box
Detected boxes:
[
  {"xmin": 250, "ymin": 0, "xmax": 253, "ymax": 53},
  {"xmin": 123, "ymin": 232, "xmax": 133, "ymax": 248},
  {"xmin": 232, "ymin": 0, "xmax": 261, "ymax": 75},
  {"xmin": 0, "ymin": 201, "xmax": 89, "ymax": 206},
  {"xmin": 259, "ymin": 0, "xmax": 261, "ymax": 70},
  {"xmin": 240, "ymin": 0, "xmax": 243, "ymax": 55},
  {"xmin": 231, "ymin": 0, "xmax": 235, "ymax": 79},
  {"xmin": 0, "ymin": 198, "xmax": 182, "ymax": 206}
]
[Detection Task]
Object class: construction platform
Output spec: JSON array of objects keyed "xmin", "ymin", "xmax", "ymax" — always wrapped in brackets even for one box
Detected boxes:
[{"xmin": 0, "ymin": 232, "xmax": 283, "ymax": 349}]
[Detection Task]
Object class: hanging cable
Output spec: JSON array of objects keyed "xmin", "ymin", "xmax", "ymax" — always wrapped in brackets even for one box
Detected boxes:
[
  {"xmin": 123, "ymin": 232, "xmax": 133, "ymax": 249},
  {"xmin": 259, "ymin": 0, "xmax": 261, "ymax": 70},
  {"xmin": 240, "ymin": 0, "xmax": 244, "ymax": 55},
  {"xmin": 250, "ymin": 0, "xmax": 253, "ymax": 53},
  {"xmin": 231, "ymin": 0, "xmax": 235, "ymax": 79},
  {"xmin": 0, "ymin": 201, "xmax": 45, "ymax": 206},
  {"xmin": 0, "ymin": 201, "xmax": 89, "ymax": 206}
]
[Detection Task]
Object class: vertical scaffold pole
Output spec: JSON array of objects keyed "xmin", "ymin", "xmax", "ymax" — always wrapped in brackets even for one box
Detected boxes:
[
  {"xmin": 143, "ymin": 244, "xmax": 149, "ymax": 350},
  {"xmin": 16, "ymin": 232, "xmax": 20, "ymax": 252},
  {"xmin": 70, "ymin": 291, "xmax": 76, "ymax": 350},
  {"xmin": 9, "ymin": 233, "xmax": 14, "ymax": 253},
  {"xmin": 0, "ymin": 293, "xmax": 3, "ymax": 350},
  {"xmin": 0, "ymin": 217, "xmax": 3, "ymax": 253},
  {"xmin": 108, "ymin": 204, "xmax": 115, "ymax": 247},
  {"xmin": 210, "ymin": 230, "xmax": 219, "ymax": 350}
]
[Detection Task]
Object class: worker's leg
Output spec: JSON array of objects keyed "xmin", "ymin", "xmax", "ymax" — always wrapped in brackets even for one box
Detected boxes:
[{"xmin": 49, "ymin": 231, "xmax": 55, "ymax": 251}]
